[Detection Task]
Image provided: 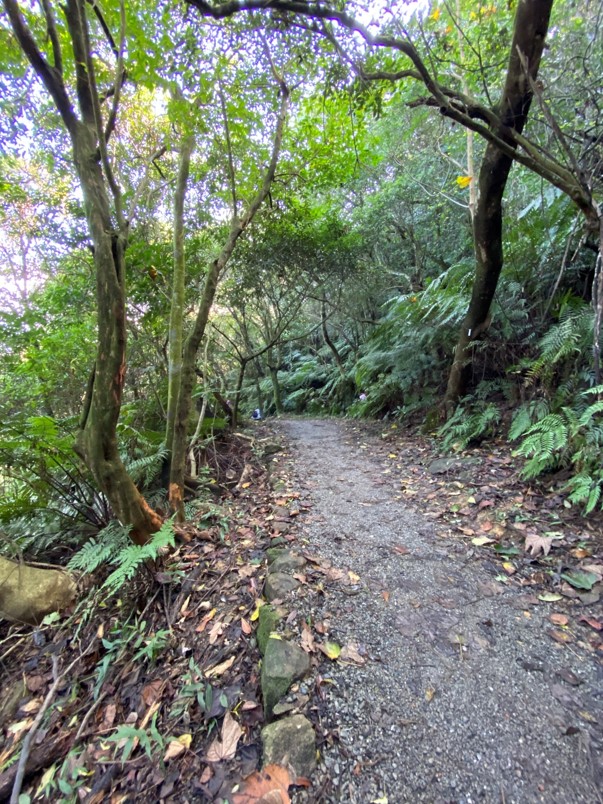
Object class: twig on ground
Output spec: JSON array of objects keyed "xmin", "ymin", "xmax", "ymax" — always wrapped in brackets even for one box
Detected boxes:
[{"xmin": 10, "ymin": 651, "xmax": 83, "ymax": 804}]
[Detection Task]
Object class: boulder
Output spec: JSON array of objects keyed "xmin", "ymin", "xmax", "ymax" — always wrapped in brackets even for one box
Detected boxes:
[
  {"xmin": 262, "ymin": 714, "xmax": 316, "ymax": 778},
  {"xmin": 0, "ymin": 557, "xmax": 76, "ymax": 625}
]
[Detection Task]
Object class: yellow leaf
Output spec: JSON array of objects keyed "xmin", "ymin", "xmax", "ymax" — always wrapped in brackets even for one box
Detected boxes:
[
  {"xmin": 205, "ymin": 655, "xmax": 236, "ymax": 678},
  {"xmin": 241, "ymin": 482, "xmax": 251, "ymax": 489},
  {"xmin": 430, "ymin": 8, "xmax": 440, "ymax": 21},
  {"xmin": 348, "ymin": 571, "xmax": 360, "ymax": 583},
  {"xmin": 425, "ymin": 687, "xmax": 436, "ymax": 702},
  {"xmin": 456, "ymin": 175, "xmax": 472, "ymax": 188},
  {"xmin": 388, "ymin": 453, "xmax": 397, "ymax": 459},
  {"xmin": 502, "ymin": 562, "xmax": 516, "ymax": 575},
  {"xmin": 250, "ymin": 599, "xmax": 265, "ymax": 621},
  {"xmin": 320, "ymin": 641, "xmax": 341, "ymax": 660}
]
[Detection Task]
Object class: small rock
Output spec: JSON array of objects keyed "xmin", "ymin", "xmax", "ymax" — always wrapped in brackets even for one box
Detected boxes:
[
  {"xmin": 261, "ymin": 638, "xmax": 311, "ymax": 720},
  {"xmin": 270, "ymin": 552, "xmax": 307, "ymax": 573},
  {"xmin": 265, "ymin": 572, "xmax": 300, "ymax": 602},
  {"xmin": 257, "ymin": 605, "xmax": 283, "ymax": 656},
  {"xmin": 261, "ymin": 714, "xmax": 316, "ymax": 777},
  {"xmin": 266, "ymin": 547, "xmax": 287, "ymax": 563}
]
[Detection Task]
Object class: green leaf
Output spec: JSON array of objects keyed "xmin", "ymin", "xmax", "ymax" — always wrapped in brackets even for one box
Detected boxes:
[{"xmin": 561, "ymin": 571, "xmax": 598, "ymax": 591}]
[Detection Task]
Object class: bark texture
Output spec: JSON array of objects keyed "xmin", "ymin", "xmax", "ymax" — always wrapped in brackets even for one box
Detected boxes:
[
  {"xmin": 445, "ymin": 0, "xmax": 554, "ymax": 406},
  {"xmin": 5, "ymin": 0, "xmax": 162, "ymax": 544}
]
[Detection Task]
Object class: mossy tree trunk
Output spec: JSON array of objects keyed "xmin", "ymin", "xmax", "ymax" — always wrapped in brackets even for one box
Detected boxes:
[{"xmin": 5, "ymin": 0, "xmax": 163, "ymax": 545}]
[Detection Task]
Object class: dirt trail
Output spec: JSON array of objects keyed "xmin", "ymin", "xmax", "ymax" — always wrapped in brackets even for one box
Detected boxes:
[{"xmin": 274, "ymin": 418, "xmax": 603, "ymax": 804}]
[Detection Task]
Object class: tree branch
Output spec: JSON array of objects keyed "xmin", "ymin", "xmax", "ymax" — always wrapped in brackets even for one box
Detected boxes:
[{"xmin": 3, "ymin": 0, "xmax": 76, "ymax": 132}]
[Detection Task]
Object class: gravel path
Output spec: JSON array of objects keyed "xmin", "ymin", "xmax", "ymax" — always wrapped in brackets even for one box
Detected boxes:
[{"xmin": 274, "ymin": 418, "xmax": 603, "ymax": 804}]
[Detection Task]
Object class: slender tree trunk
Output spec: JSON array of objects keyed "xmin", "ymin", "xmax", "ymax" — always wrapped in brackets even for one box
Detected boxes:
[
  {"xmin": 445, "ymin": 0, "xmax": 554, "ymax": 408},
  {"xmin": 166, "ymin": 133, "xmax": 195, "ymax": 458},
  {"xmin": 321, "ymin": 297, "xmax": 345, "ymax": 377},
  {"xmin": 168, "ymin": 82, "xmax": 290, "ymax": 519},
  {"xmin": 267, "ymin": 360, "xmax": 283, "ymax": 414}
]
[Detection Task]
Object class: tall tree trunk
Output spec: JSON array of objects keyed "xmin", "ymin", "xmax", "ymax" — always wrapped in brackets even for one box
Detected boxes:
[
  {"xmin": 445, "ymin": 0, "xmax": 554, "ymax": 408},
  {"xmin": 267, "ymin": 359, "xmax": 283, "ymax": 414},
  {"xmin": 4, "ymin": 0, "xmax": 163, "ymax": 544},
  {"xmin": 72, "ymin": 128, "xmax": 163, "ymax": 544},
  {"xmin": 166, "ymin": 133, "xmax": 195, "ymax": 458}
]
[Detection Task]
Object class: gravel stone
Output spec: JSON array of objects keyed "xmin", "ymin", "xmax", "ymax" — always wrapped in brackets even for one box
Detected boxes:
[{"xmin": 273, "ymin": 418, "xmax": 603, "ymax": 803}]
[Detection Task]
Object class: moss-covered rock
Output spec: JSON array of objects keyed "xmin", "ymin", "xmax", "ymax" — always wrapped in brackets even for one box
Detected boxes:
[
  {"xmin": 261, "ymin": 638, "xmax": 310, "ymax": 720},
  {"xmin": 262, "ymin": 714, "xmax": 316, "ymax": 778}
]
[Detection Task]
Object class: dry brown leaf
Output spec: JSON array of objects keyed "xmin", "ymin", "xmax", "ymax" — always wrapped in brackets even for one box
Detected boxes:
[
  {"xmin": 141, "ymin": 679, "xmax": 164, "ymax": 707},
  {"xmin": 548, "ymin": 628, "xmax": 574, "ymax": 644},
  {"xmin": 232, "ymin": 764, "xmax": 292, "ymax": 804},
  {"xmin": 206, "ymin": 712, "xmax": 242, "ymax": 762},
  {"xmin": 550, "ymin": 613, "xmax": 569, "ymax": 627},
  {"xmin": 339, "ymin": 643, "xmax": 366, "ymax": 666},
  {"xmin": 241, "ymin": 618, "xmax": 252, "ymax": 635},
  {"xmin": 300, "ymin": 624, "xmax": 315, "ymax": 654},
  {"xmin": 208, "ymin": 620, "xmax": 226, "ymax": 645},
  {"xmin": 205, "ymin": 655, "xmax": 236, "ymax": 678},
  {"xmin": 381, "ymin": 591, "xmax": 390, "ymax": 603},
  {"xmin": 525, "ymin": 533, "xmax": 554, "ymax": 557},
  {"xmin": 164, "ymin": 734, "xmax": 192, "ymax": 762},
  {"xmin": 101, "ymin": 703, "xmax": 117, "ymax": 730},
  {"xmin": 20, "ymin": 699, "xmax": 42, "ymax": 714},
  {"xmin": 196, "ymin": 608, "xmax": 217, "ymax": 633}
]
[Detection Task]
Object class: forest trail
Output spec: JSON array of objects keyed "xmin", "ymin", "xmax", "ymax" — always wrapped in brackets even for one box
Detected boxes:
[{"xmin": 271, "ymin": 418, "xmax": 603, "ymax": 804}]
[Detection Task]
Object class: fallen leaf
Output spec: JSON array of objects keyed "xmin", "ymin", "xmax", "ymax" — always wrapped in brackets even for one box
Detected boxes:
[
  {"xmin": 578, "ymin": 616, "xmax": 602, "ymax": 631},
  {"xmin": 180, "ymin": 595, "xmax": 191, "ymax": 616},
  {"xmin": 233, "ymin": 764, "xmax": 292, "ymax": 804},
  {"xmin": 300, "ymin": 627, "xmax": 316, "ymax": 653},
  {"xmin": 561, "ymin": 570, "xmax": 598, "ymax": 591},
  {"xmin": 164, "ymin": 734, "xmax": 192, "ymax": 762},
  {"xmin": 550, "ymin": 613, "xmax": 569, "ymax": 626},
  {"xmin": 250, "ymin": 600, "xmax": 265, "ymax": 622},
  {"xmin": 206, "ymin": 712, "xmax": 242, "ymax": 762},
  {"xmin": 393, "ymin": 545, "xmax": 410, "ymax": 555},
  {"xmin": 241, "ymin": 618, "xmax": 252, "ymax": 635},
  {"xmin": 548, "ymin": 629, "xmax": 574, "ymax": 644},
  {"xmin": 20, "ymin": 699, "xmax": 42, "ymax": 714},
  {"xmin": 348, "ymin": 571, "xmax": 360, "ymax": 584},
  {"xmin": 538, "ymin": 592, "xmax": 563, "ymax": 602},
  {"xmin": 502, "ymin": 562, "xmax": 516, "ymax": 575},
  {"xmin": 472, "ymin": 536, "xmax": 494, "ymax": 546},
  {"xmin": 339, "ymin": 643, "xmax": 366, "ymax": 665},
  {"xmin": 381, "ymin": 591, "xmax": 390, "ymax": 603},
  {"xmin": 205, "ymin": 655, "xmax": 236, "ymax": 678},
  {"xmin": 141, "ymin": 679, "xmax": 164, "ymax": 707},
  {"xmin": 524, "ymin": 534, "xmax": 555, "ymax": 557},
  {"xmin": 319, "ymin": 641, "xmax": 341, "ymax": 660},
  {"xmin": 196, "ymin": 608, "xmax": 217, "ymax": 633}
]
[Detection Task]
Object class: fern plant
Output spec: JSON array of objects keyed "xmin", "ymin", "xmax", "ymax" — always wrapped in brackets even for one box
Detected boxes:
[
  {"xmin": 513, "ymin": 386, "xmax": 603, "ymax": 513},
  {"xmin": 68, "ymin": 519, "xmax": 176, "ymax": 594},
  {"xmin": 438, "ymin": 400, "xmax": 501, "ymax": 451}
]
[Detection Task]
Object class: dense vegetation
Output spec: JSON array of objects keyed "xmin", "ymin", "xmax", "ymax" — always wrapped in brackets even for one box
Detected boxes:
[{"xmin": 1, "ymin": 0, "xmax": 602, "ymax": 564}]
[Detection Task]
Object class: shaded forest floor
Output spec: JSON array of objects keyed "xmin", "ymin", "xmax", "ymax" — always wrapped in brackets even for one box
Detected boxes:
[{"xmin": 0, "ymin": 417, "xmax": 602, "ymax": 802}]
